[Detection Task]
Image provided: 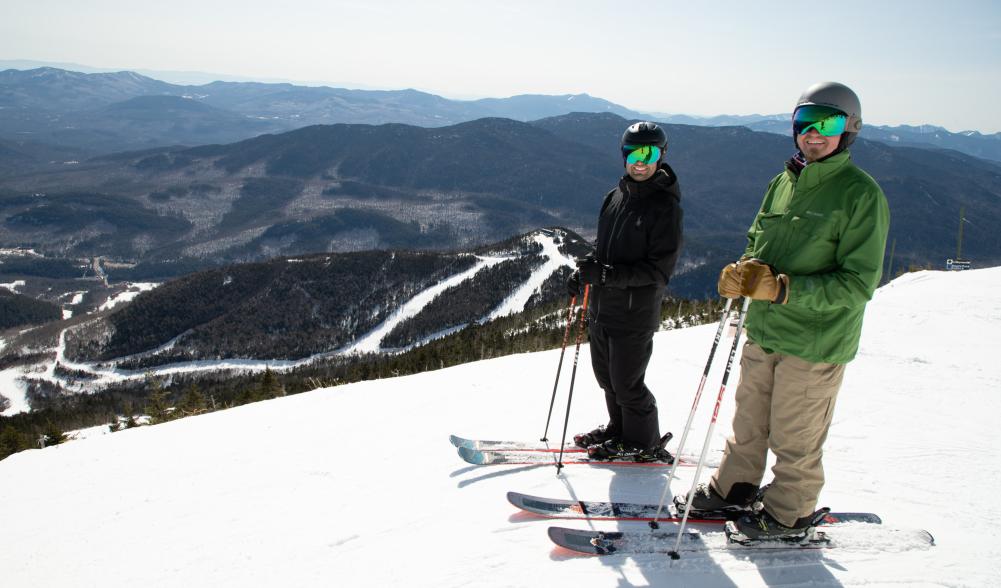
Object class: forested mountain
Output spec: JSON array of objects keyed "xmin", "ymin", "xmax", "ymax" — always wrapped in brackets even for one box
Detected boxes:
[
  {"xmin": 1, "ymin": 112, "xmax": 997, "ymax": 304},
  {"xmin": 49, "ymin": 228, "xmax": 589, "ymax": 367},
  {"xmin": 0, "ymin": 290, "xmax": 61, "ymax": 329}
]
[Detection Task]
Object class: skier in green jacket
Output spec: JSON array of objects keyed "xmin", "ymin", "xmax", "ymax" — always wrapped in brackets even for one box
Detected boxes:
[{"xmin": 677, "ymin": 81, "xmax": 890, "ymax": 540}]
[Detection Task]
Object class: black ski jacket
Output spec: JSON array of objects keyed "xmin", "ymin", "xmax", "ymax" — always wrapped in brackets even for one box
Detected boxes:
[{"xmin": 588, "ymin": 163, "xmax": 683, "ymax": 331}]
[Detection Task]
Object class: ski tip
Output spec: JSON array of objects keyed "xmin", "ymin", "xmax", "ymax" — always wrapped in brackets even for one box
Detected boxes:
[
  {"xmin": 548, "ymin": 527, "xmax": 619, "ymax": 555},
  {"xmin": 547, "ymin": 526, "xmax": 579, "ymax": 549},
  {"xmin": 456, "ymin": 446, "xmax": 491, "ymax": 465},
  {"xmin": 448, "ymin": 434, "xmax": 467, "ymax": 448},
  {"xmin": 922, "ymin": 529, "xmax": 936, "ymax": 546},
  {"xmin": 506, "ymin": 491, "xmax": 525, "ymax": 508}
]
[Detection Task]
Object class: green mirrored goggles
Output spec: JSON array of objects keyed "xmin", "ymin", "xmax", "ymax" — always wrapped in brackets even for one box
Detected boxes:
[
  {"xmin": 622, "ymin": 145, "xmax": 662, "ymax": 165},
  {"xmin": 793, "ymin": 105, "xmax": 848, "ymax": 136}
]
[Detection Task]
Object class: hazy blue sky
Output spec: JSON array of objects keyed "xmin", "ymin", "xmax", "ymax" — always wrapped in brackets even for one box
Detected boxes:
[{"xmin": 3, "ymin": 0, "xmax": 1000, "ymax": 132}]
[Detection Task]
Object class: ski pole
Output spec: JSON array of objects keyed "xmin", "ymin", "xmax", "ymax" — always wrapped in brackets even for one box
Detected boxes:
[
  {"xmin": 667, "ymin": 296, "xmax": 751, "ymax": 561},
  {"xmin": 650, "ymin": 297, "xmax": 733, "ymax": 528},
  {"xmin": 555, "ymin": 284, "xmax": 590, "ymax": 475},
  {"xmin": 541, "ymin": 294, "xmax": 578, "ymax": 442}
]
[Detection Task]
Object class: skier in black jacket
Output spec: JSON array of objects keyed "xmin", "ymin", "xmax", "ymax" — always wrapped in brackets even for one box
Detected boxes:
[{"xmin": 567, "ymin": 121, "xmax": 684, "ymax": 461}]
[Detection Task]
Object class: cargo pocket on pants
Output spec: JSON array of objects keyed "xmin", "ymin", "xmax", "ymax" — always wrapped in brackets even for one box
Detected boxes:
[{"xmin": 805, "ymin": 383, "xmax": 839, "ymax": 423}]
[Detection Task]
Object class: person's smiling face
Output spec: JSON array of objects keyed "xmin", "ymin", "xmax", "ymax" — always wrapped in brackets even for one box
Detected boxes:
[
  {"xmin": 626, "ymin": 159, "xmax": 658, "ymax": 181},
  {"xmin": 797, "ymin": 127, "xmax": 841, "ymax": 162}
]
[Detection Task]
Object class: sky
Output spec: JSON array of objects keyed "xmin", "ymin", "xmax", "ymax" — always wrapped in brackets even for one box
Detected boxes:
[{"xmin": 2, "ymin": 0, "xmax": 1000, "ymax": 132}]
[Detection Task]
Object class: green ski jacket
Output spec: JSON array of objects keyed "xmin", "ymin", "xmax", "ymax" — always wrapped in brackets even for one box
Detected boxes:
[{"xmin": 741, "ymin": 150, "xmax": 890, "ymax": 364}]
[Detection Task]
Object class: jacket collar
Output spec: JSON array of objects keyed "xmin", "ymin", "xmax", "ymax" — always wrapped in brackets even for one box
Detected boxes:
[
  {"xmin": 619, "ymin": 163, "xmax": 680, "ymax": 199},
  {"xmin": 786, "ymin": 150, "xmax": 852, "ymax": 189}
]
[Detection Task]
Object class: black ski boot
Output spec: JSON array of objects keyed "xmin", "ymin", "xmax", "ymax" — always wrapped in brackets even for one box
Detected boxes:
[
  {"xmin": 587, "ymin": 432, "xmax": 674, "ymax": 463},
  {"xmin": 673, "ymin": 482, "xmax": 757, "ymax": 520},
  {"xmin": 573, "ymin": 424, "xmax": 620, "ymax": 449},
  {"xmin": 729, "ymin": 507, "xmax": 830, "ymax": 543}
]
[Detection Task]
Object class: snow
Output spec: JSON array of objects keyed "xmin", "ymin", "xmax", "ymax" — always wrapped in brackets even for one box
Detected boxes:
[
  {"xmin": 98, "ymin": 282, "xmax": 159, "ymax": 311},
  {"xmin": 0, "ymin": 365, "xmax": 30, "ymax": 415},
  {"xmin": 485, "ymin": 233, "xmax": 575, "ymax": 321},
  {"xmin": 1, "ymin": 279, "xmax": 25, "ymax": 293},
  {"xmin": 345, "ymin": 255, "xmax": 510, "ymax": 354},
  {"xmin": 1, "ymin": 267, "xmax": 999, "ymax": 586}
]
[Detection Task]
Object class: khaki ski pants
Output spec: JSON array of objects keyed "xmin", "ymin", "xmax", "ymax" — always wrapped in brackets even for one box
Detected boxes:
[{"xmin": 711, "ymin": 341, "xmax": 846, "ymax": 527}]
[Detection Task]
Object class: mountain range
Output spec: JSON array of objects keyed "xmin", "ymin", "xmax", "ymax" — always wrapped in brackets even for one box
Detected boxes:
[
  {"xmin": 3, "ymin": 67, "xmax": 1000, "ymax": 162},
  {"xmin": 0, "ymin": 67, "xmax": 642, "ymax": 156},
  {"xmin": 1, "ymin": 111, "xmax": 997, "ymax": 296}
]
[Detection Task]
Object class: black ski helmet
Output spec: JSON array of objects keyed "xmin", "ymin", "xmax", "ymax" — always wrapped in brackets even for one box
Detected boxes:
[
  {"xmin": 794, "ymin": 81, "xmax": 862, "ymax": 149},
  {"xmin": 621, "ymin": 121, "xmax": 667, "ymax": 150}
]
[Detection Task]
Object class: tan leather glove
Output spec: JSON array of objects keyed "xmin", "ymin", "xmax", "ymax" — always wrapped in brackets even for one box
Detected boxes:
[
  {"xmin": 740, "ymin": 259, "xmax": 790, "ymax": 304},
  {"xmin": 717, "ymin": 262, "xmax": 743, "ymax": 299}
]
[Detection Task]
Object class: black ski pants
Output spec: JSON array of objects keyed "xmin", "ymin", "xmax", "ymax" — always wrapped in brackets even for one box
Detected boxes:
[{"xmin": 588, "ymin": 322, "xmax": 660, "ymax": 449}]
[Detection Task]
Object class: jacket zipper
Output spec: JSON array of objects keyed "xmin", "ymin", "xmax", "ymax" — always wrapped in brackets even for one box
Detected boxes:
[{"xmin": 603, "ymin": 186, "xmax": 631, "ymax": 263}]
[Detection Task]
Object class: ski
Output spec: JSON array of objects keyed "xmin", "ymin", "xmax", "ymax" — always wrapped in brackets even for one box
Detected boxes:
[
  {"xmin": 549, "ymin": 523, "xmax": 934, "ymax": 556},
  {"xmin": 449, "ymin": 434, "xmax": 584, "ymax": 453},
  {"xmin": 456, "ymin": 446, "xmax": 690, "ymax": 467},
  {"xmin": 508, "ymin": 491, "xmax": 882, "ymax": 524}
]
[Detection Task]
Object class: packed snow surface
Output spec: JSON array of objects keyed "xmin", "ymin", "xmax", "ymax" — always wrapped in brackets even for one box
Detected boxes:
[{"xmin": 1, "ymin": 268, "xmax": 999, "ymax": 587}]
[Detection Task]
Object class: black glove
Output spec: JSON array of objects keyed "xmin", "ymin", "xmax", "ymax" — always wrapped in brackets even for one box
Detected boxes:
[
  {"xmin": 566, "ymin": 270, "xmax": 581, "ymax": 297},
  {"xmin": 577, "ymin": 259, "xmax": 611, "ymax": 286}
]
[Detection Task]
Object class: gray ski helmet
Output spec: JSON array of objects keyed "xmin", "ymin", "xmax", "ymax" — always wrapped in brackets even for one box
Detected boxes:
[
  {"xmin": 621, "ymin": 121, "xmax": 667, "ymax": 149},
  {"xmin": 795, "ymin": 81, "xmax": 862, "ymax": 147}
]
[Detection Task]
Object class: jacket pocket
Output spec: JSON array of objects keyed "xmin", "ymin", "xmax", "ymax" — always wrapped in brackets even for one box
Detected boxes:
[{"xmin": 783, "ymin": 216, "xmax": 838, "ymax": 269}]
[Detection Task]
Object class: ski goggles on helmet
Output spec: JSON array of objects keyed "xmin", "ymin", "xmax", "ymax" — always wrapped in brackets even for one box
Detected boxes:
[
  {"xmin": 621, "ymin": 144, "xmax": 662, "ymax": 165},
  {"xmin": 793, "ymin": 105, "xmax": 848, "ymax": 136}
]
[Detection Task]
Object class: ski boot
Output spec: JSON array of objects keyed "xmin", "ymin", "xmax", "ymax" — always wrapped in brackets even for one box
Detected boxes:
[
  {"xmin": 673, "ymin": 482, "xmax": 758, "ymax": 520},
  {"xmin": 587, "ymin": 432, "xmax": 674, "ymax": 463},
  {"xmin": 725, "ymin": 507, "xmax": 831, "ymax": 545},
  {"xmin": 573, "ymin": 424, "xmax": 620, "ymax": 449}
]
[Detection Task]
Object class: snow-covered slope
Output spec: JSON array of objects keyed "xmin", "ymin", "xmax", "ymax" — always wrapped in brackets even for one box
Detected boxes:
[
  {"xmin": 1, "ymin": 268, "xmax": 999, "ymax": 587},
  {"xmin": 0, "ymin": 229, "xmax": 579, "ymax": 416}
]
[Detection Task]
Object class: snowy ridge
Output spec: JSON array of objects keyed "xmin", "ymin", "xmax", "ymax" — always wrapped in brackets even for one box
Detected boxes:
[
  {"xmin": 1, "ymin": 267, "xmax": 998, "ymax": 586},
  {"xmin": 0, "ymin": 231, "xmax": 577, "ymax": 414}
]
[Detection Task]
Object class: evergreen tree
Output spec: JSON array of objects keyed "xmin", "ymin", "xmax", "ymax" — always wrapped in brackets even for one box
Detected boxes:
[
  {"xmin": 259, "ymin": 368, "xmax": 284, "ymax": 399},
  {"xmin": 180, "ymin": 383, "xmax": 208, "ymax": 415},
  {"xmin": 0, "ymin": 426, "xmax": 30, "ymax": 459},
  {"xmin": 145, "ymin": 376, "xmax": 173, "ymax": 424},
  {"xmin": 42, "ymin": 421, "xmax": 67, "ymax": 447}
]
